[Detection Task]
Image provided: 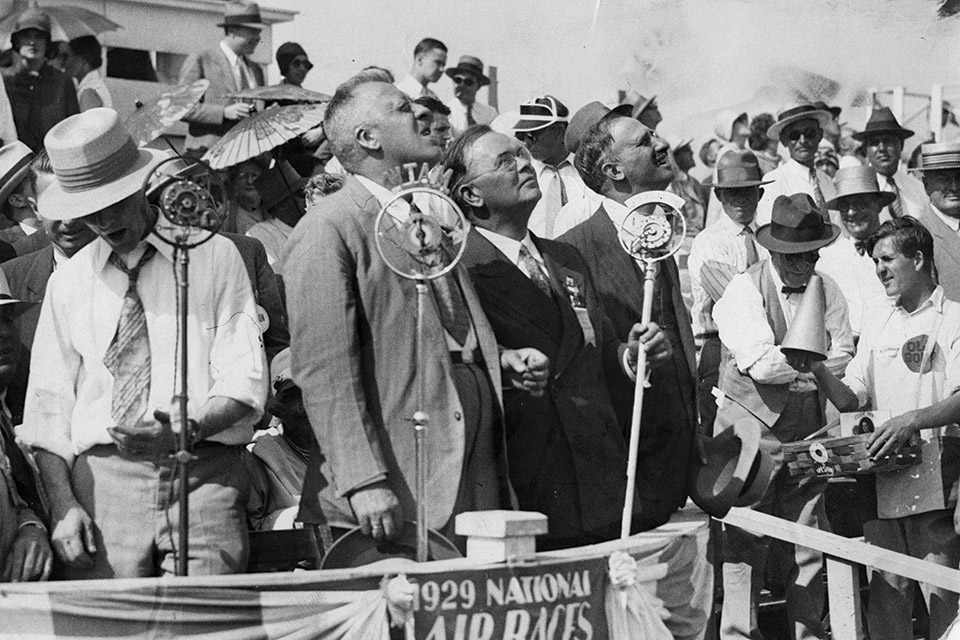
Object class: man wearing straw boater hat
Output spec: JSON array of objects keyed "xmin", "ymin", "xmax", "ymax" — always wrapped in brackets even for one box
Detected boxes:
[
  {"xmin": 811, "ymin": 215, "xmax": 960, "ymax": 640},
  {"xmin": 916, "ymin": 142, "xmax": 960, "ymax": 302},
  {"xmin": 16, "ymin": 108, "xmax": 268, "ymax": 578},
  {"xmin": 445, "ymin": 55, "xmax": 498, "ymax": 135},
  {"xmin": 817, "ymin": 165, "xmax": 894, "ymax": 337},
  {"xmin": 714, "ymin": 193, "xmax": 854, "ymax": 640},
  {"xmin": 178, "ymin": 1, "xmax": 267, "ymax": 157}
]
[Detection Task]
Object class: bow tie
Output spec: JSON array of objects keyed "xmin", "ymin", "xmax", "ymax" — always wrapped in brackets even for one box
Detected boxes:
[
  {"xmin": 854, "ymin": 241, "xmax": 868, "ymax": 256},
  {"xmin": 781, "ymin": 286, "xmax": 806, "ymax": 295}
]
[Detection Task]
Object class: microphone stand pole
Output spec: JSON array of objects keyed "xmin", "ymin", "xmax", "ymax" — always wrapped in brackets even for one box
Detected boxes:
[
  {"xmin": 173, "ymin": 242, "xmax": 196, "ymax": 577},
  {"xmin": 413, "ymin": 276, "xmax": 430, "ymax": 563}
]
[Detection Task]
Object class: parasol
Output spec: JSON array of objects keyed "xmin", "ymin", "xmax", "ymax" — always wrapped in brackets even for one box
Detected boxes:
[
  {"xmin": 124, "ymin": 80, "xmax": 209, "ymax": 147},
  {"xmin": 0, "ymin": 2, "xmax": 121, "ymax": 41},
  {"xmin": 203, "ymin": 103, "xmax": 326, "ymax": 170},
  {"xmin": 227, "ymin": 85, "xmax": 331, "ymax": 104}
]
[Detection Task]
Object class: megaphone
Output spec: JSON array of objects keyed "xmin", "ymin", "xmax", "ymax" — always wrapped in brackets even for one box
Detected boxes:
[{"xmin": 780, "ymin": 273, "xmax": 828, "ymax": 361}]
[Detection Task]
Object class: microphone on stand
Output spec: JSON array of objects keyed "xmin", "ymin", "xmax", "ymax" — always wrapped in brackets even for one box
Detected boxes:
[{"xmin": 144, "ymin": 157, "xmax": 225, "ymax": 249}]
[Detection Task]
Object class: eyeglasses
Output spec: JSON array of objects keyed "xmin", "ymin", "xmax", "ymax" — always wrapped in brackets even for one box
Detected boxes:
[
  {"xmin": 452, "ymin": 76, "xmax": 476, "ymax": 87},
  {"xmin": 289, "ymin": 59, "xmax": 313, "ymax": 69},
  {"xmin": 785, "ymin": 127, "xmax": 820, "ymax": 143},
  {"xmin": 464, "ymin": 146, "xmax": 533, "ymax": 184},
  {"xmin": 782, "ymin": 251, "xmax": 820, "ymax": 264}
]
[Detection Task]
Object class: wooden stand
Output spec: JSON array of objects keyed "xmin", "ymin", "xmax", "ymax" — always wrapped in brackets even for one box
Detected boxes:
[{"xmin": 456, "ymin": 511, "xmax": 547, "ymax": 564}]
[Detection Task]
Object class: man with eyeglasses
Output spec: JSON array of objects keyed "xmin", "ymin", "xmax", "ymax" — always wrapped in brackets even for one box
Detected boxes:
[
  {"xmin": 854, "ymin": 108, "xmax": 928, "ymax": 222},
  {"xmin": 713, "ymin": 193, "xmax": 854, "ymax": 640},
  {"xmin": 756, "ymin": 105, "xmax": 839, "ymax": 226},
  {"xmin": 395, "ymin": 37, "xmax": 447, "ymax": 99},
  {"xmin": 445, "ymin": 56, "xmax": 498, "ymax": 136},
  {"xmin": 916, "ymin": 142, "xmax": 960, "ymax": 302}
]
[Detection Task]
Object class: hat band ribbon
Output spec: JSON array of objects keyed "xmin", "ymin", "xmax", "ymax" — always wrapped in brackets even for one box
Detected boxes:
[
  {"xmin": 55, "ymin": 138, "xmax": 141, "ymax": 194},
  {"xmin": 717, "ymin": 168, "xmax": 761, "ymax": 183},
  {"xmin": 921, "ymin": 157, "xmax": 960, "ymax": 170},
  {"xmin": 770, "ymin": 221, "xmax": 824, "ymax": 244},
  {"xmin": 517, "ymin": 113, "xmax": 567, "ymax": 123}
]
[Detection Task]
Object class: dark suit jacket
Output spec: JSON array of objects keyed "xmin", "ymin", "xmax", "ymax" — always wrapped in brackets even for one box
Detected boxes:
[
  {"xmin": 918, "ymin": 205, "xmax": 960, "ymax": 302},
  {"xmin": 558, "ymin": 204, "xmax": 698, "ymax": 527},
  {"xmin": 462, "ymin": 229, "xmax": 639, "ymax": 543},
  {"xmin": 178, "ymin": 46, "xmax": 265, "ymax": 153},
  {"xmin": 285, "ymin": 176, "xmax": 509, "ymax": 530},
  {"xmin": 5, "ymin": 63, "xmax": 80, "ymax": 152},
  {"xmin": 13, "ymin": 229, "xmax": 50, "ymax": 256}
]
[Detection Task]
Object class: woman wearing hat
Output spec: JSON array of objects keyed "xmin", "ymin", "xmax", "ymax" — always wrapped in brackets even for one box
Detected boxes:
[{"xmin": 272, "ymin": 42, "xmax": 325, "ymax": 176}]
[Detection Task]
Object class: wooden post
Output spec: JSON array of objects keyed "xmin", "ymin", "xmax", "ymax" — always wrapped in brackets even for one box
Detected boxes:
[
  {"xmin": 455, "ymin": 511, "xmax": 547, "ymax": 564},
  {"xmin": 932, "ymin": 84, "xmax": 944, "ymax": 142},
  {"xmin": 826, "ymin": 556, "xmax": 864, "ymax": 640}
]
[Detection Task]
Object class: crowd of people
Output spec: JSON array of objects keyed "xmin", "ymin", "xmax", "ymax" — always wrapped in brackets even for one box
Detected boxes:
[{"xmin": 0, "ymin": 1, "xmax": 958, "ymax": 639}]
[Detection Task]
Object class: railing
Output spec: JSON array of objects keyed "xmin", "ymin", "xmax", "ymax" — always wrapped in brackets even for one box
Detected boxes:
[{"xmin": 722, "ymin": 507, "xmax": 960, "ymax": 640}]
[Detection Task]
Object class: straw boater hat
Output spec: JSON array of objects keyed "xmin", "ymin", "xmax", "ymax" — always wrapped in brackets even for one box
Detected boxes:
[
  {"xmin": 712, "ymin": 149, "xmax": 773, "ymax": 189},
  {"xmin": 767, "ymin": 104, "xmax": 833, "ymax": 141},
  {"xmin": 0, "ymin": 141, "xmax": 35, "ymax": 207},
  {"xmin": 444, "ymin": 55, "xmax": 490, "ymax": 86},
  {"xmin": 918, "ymin": 142, "xmax": 960, "ymax": 172},
  {"xmin": 852, "ymin": 107, "xmax": 914, "ymax": 142},
  {"xmin": 217, "ymin": 1, "xmax": 267, "ymax": 29},
  {"xmin": 565, "ymin": 101, "xmax": 627, "ymax": 154},
  {"xmin": 319, "ymin": 523, "xmax": 461, "ymax": 569},
  {"xmin": 756, "ymin": 193, "xmax": 841, "ymax": 254},
  {"xmin": 38, "ymin": 108, "xmax": 167, "ymax": 221},
  {"xmin": 512, "ymin": 96, "xmax": 569, "ymax": 133},
  {"xmin": 824, "ymin": 166, "xmax": 896, "ymax": 210},
  {"xmin": 11, "ymin": 8, "xmax": 51, "ymax": 45}
]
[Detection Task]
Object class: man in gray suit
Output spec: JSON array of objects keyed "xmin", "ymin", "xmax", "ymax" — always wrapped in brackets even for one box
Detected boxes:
[
  {"xmin": 178, "ymin": 2, "xmax": 266, "ymax": 156},
  {"xmin": 916, "ymin": 142, "xmax": 960, "ymax": 301},
  {"xmin": 285, "ymin": 79, "xmax": 541, "ymax": 550}
]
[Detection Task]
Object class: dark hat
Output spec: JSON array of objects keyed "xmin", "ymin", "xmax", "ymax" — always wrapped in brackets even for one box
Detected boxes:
[
  {"xmin": 767, "ymin": 105, "xmax": 833, "ymax": 141},
  {"xmin": 564, "ymin": 101, "xmax": 624, "ymax": 154},
  {"xmin": 254, "ymin": 160, "xmax": 308, "ymax": 211},
  {"xmin": 852, "ymin": 107, "xmax": 914, "ymax": 142},
  {"xmin": 756, "ymin": 193, "xmax": 841, "ymax": 254},
  {"xmin": 217, "ymin": 1, "xmax": 267, "ymax": 29},
  {"xmin": 319, "ymin": 524, "xmax": 462, "ymax": 569},
  {"xmin": 513, "ymin": 95, "xmax": 569, "ymax": 133},
  {"xmin": 824, "ymin": 165, "xmax": 895, "ymax": 210},
  {"xmin": 276, "ymin": 42, "xmax": 311, "ymax": 75},
  {"xmin": 444, "ymin": 55, "xmax": 490, "ymax": 86},
  {"xmin": 11, "ymin": 8, "xmax": 51, "ymax": 44},
  {"xmin": 630, "ymin": 94, "xmax": 657, "ymax": 120},
  {"xmin": 812, "ymin": 101, "xmax": 842, "ymax": 119},
  {"xmin": 918, "ymin": 142, "xmax": 960, "ymax": 172},
  {"xmin": 713, "ymin": 149, "xmax": 773, "ymax": 189}
]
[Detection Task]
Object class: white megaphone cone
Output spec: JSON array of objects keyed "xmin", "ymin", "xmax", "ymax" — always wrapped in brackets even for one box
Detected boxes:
[{"xmin": 780, "ymin": 273, "xmax": 828, "ymax": 361}]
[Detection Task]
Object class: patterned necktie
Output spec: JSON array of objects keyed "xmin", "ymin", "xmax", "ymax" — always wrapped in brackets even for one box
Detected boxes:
[
  {"xmin": 741, "ymin": 226, "xmax": 759, "ymax": 267},
  {"xmin": 430, "ymin": 272, "xmax": 471, "ymax": 346},
  {"xmin": 542, "ymin": 167, "xmax": 567, "ymax": 238},
  {"xmin": 810, "ymin": 167, "xmax": 826, "ymax": 212},
  {"xmin": 518, "ymin": 244, "xmax": 552, "ymax": 297},
  {"xmin": 103, "ymin": 245, "xmax": 157, "ymax": 427},
  {"xmin": 237, "ymin": 57, "xmax": 250, "ymax": 90},
  {"xmin": 887, "ymin": 176, "xmax": 904, "ymax": 218},
  {"xmin": 466, "ymin": 104, "xmax": 476, "ymax": 127}
]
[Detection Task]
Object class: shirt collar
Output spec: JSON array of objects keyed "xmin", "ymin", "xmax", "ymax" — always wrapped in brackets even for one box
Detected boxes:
[
  {"xmin": 220, "ymin": 40, "xmax": 242, "ymax": 67},
  {"xmin": 717, "ymin": 212, "xmax": 757, "ymax": 235},
  {"xmin": 532, "ymin": 155, "xmax": 574, "ymax": 177},
  {"xmin": 92, "ymin": 232, "xmax": 172, "ymax": 274},
  {"xmin": 474, "ymin": 227, "xmax": 543, "ymax": 266},
  {"xmin": 785, "ymin": 157, "xmax": 816, "ymax": 178},
  {"xmin": 353, "ymin": 174, "xmax": 412, "ymax": 222},
  {"xmin": 931, "ymin": 204, "xmax": 960, "ymax": 232},
  {"xmin": 894, "ymin": 285, "xmax": 945, "ymax": 316},
  {"xmin": 602, "ymin": 197, "xmax": 631, "ymax": 229}
]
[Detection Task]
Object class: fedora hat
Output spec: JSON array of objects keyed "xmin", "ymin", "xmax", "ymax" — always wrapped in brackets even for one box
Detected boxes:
[
  {"xmin": 319, "ymin": 523, "xmax": 462, "ymax": 570},
  {"xmin": 630, "ymin": 94, "xmax": 657, "ymax": 120},
  {"xmin": 565, "ymin": 101, "xmax": 625, "ymax": 154},
  {"xmin": 217, "ymin": 1, "xmax": 267, "ymax": 29},
  {"xmin": 0, "ymin": 141, "xmax": 35, "ymax": 207},
  {"xmin": 767, "ymin": 104, "xmax": 833, "ymax": 141},
  {"xmin": 513, "ymin": 96, "xmax": 569, "ymax": 133},
  {"xmin": 824, "ymin": 166, "xmax": 895, "ymax": 210},
  {"xmin": 713, "ymin": 149, "xmax": 773, "ymax": 189},
  {"xmin": 756, "ymin": 193, "xmax": 841, "ymax": 254},
  {"xmin": 852, "ymin": 107, "xmax": 914, "ymax": 142},
  {"xmin": 39, "ymin": 108, "xmax": 167, "ymax": 221},
  {"xmin": 11, "ymin": 8, "xmax": 51, "ymax": 44},
  {"xmin": 445, "ymin": 56, "xmax": 490, "ymax": 87},
  {"xmin": 254, "ymin": 159, "xmax": 307, "ymax": 210},
  {"xmin": 812, "ymin": 101, "xmax": 842, "ymax": 120},
  {"xmin": 918, "ymin": 142, "xmax": 960, "ymax": 172}
]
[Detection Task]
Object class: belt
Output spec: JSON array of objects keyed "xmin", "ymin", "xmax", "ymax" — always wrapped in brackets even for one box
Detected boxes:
[{"xmin": 450, "ymin": 348, "xmax": 484, "ymax": 366}]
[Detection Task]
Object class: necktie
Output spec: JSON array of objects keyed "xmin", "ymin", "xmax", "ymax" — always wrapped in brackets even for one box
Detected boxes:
[
  {"xmin": 103, "ymin": 245, "xmax": 157, "ymax": 427},
  {"xmin": 887, "ymin": 176, "xmax": 904, "ymax": 218},
  {"xmin": 466, "ymin": 104, "xmax": 476, "ymax": 127},
  {"xmin": 542, "ymin": 167, "xmax": 567, "ymax": 237},
  {"xmin": 430, "ymin": 272, "xmax": 471, "ymax": 346},
  {"xmin": 741, "ymin": 226, "xmax": 759, "ymax": 267},
  {"xmin": 810, "ymin": 167, "xmax": 826, "ymax": 212},
  {"xmin": 781, "ymin": 285, "xmax": 806, "ymax": 295},
  {"xmin": 518, "ymin": 244, "xmax": 552, "ymax": 297},
  {"xmin": 237, "ymin": 57, "xmax": 250, "ymax": 90}
]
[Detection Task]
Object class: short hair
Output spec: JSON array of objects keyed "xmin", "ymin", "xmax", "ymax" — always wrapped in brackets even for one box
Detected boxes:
[
  {"xmin": 442, "ymin": 124, "xmax": 493, "ymax": 213},
  {"xmin": 305, "ymin": 172, "xmax": 345, "ymax": 207},
  {"xmin": 323, "ymin": 76, "xmax": 386, "ymax": 172},
  {"xmin": 68, "ymin": 35, "xmax": 102, "ymax": 70},
  {"xmin": 29, "ymin": 149, "xmax": 52, "ymax": 193},
  {"xmin": 574, "ymin": 113, "xmax": 620, "ymax": 193},
  {"xmin": 361, "ymin": 65, "xmax": 394, "ymax": 83},
  {"xmin": 866, "ymin": 215, "xmax": 935, "ymax": 275},
  {"xmin": 414, "ymin": 95, "xmax": 450, "ymax": 117},
  {"xmin": 699, "ymin": 138, "xmax": 719, "ymax": 165},
  {"xmin": 748, "ymin": 113, "xmax": 775, "ymax": 151},
  {"xmin": 414, "ymin": 38, "xmax": 447, "ymax": 59}
]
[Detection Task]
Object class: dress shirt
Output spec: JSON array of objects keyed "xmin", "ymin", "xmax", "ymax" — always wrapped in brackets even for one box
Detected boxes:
[
  {"xmin": 688, "ymin": 214, "xmax": 769, "ymax": 339},
  {"xmin": 931, "ymin": 204, "xmax": 960, "ymax": 233},
  {"xmin": 246, "ymin": 217, "xmax": 293, "ymax": 269},
  {"xmin": 395, "ymin": 74, "xmax": 435, "ymax": 98},
  {"xmin": 219, "ymin": 41, "xmax": 258, "ymax": 90},
  {"xmin": 76, "ymin": 69, "xmax": 113, "ymax": 110},
  {"xmin": 842, "ymin": 287, "xmax": 960, "ymax": 519},
  {"xmin": 876, "ymin": 168, "xmax": 928, "ymax": 222},
  {"xmin": 552, "ymin": 187, "xmax": 604, "ymax": 237},
  {"xmin": 474, "ymin": 227, "xmax": 549, "ymax": 278},
  {"xmin": 755, "ymin": 158, "xmax": 837, "ymax": 226},
  {"xmin": 449, "ymin": 100, "xmax": 498, "ymax": 134},
  {"xmin": 18, "ymin": 234, "xmax": 268, "ymax": 466},
  {"xmin": 714, "ymin": 262, "xmax": 854, "ymax": 389},
  {"xmin": 527, "ymin": 155, "xmax": 591, "ymax": 239},
  {"xmin": 817, "ymin": 235, "xmax": 889, "ymax": 337}
]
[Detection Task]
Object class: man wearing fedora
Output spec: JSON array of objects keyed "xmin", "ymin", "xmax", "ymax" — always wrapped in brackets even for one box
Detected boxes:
[
  {"xmin": 3, "ymin": 8, "xmax": 78, "ymax": 153},
  {"xmin": 915, "ymin": 142, "xmax": 960, "ymax": 302},
  {"xmin": 714, "ymin": 193, "xmax": 854, "ymax": 640},
  {"xmin": 756, "ymin": 105, "xmax": 839, "ymax": 227},
  {"xmin": 395, "ymin": 38, "xmax": 447, "ymax": 99},
  {"xmin": 178, "ymin": 1, "xmax": 267, "ymax": 157},
  {"xmin": 17, "ymin": 108, "xmax": 268, "ymax": 578},
  {"xmin": 811, "ymin": 215, "xmax": 960, "ymax": 640},
  {"xmin": 855, "ymin": 107, "xmax": 929, "ymax": 222},
  {"xmin": 688, "ymin": 149, "xmax": 772, "ymax": 434},
  {"xmin": 704, "ymin": 111, "xmax": 750, "ymax": 228},
  {"xmin": 446, "ymin": 56, "xmax": 498, "ymax": 135},
  {"xmin": 246, "ymin": 159, "xmax": 306, "ymax": 269},
  {"xmin": 818, "ymin": 166, "xmax": 893, "ymax": 338}
]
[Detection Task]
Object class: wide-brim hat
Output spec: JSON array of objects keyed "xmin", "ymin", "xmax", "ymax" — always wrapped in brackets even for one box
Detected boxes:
[
  {"xmin": 918, "ymin": 142, "xmax": 960, "ymax": 172},
  {"xmin": 630, "ymin": 94, "xmax": 657, "ymax": 120},
  {"xmin": 217, "ymin": 1, "xmax": 267, "ymax": 29},
  {"xmin": 767, "ymin": 105, "xmax": 833, "ymax": 141},
  {"xmin": 39, "ymin": 108, "xmax": 168, "ymax": 221},
  {"xmin": 11, "ymin": 8, "xmax": 51, "ymax": 44},
  {"xmin": 812, "ymin": 101, "xmax": 842, "ymax": 120},
  {"xmin": 255, "ymin": 159, "xmax": 307, "ymax": 210},
  {"xmin": 565, "ymin": 101, "xmax": 623, "ymax": 154},
  {"xmin": 851, "ymin": 107, "xmax": 914, "ymax": 142},
  {"xmin": 0, "ymin": 141, "xmax": 35, "ymax": 207},
  {"xmin": 756, "ymin": 193, "xmax": 841, "ymax": 253},
  {"xmin": 735, "ymin": 419, "xmax": 782, "ymax": 507},
  {"xmin": 444, "ymin": 55, "xmax": 490, "ymax": 86},
  {"xmin": 513, "ymin": 95, "xmax": 569, "ymax": 133},
  {"xmin": 319, "ymin": 523, "xmax": 462, "ymax": 570},
  {"xmin": 824, "ymin": 165, "xmax": 896, "ymax": 210},
  {"xmin": 713, "ymin": 149, "xmax": 773, "ymax": 189},
  {"xmin": 0, "ymin": 293, "xmax": 38, "ymax": 317}
]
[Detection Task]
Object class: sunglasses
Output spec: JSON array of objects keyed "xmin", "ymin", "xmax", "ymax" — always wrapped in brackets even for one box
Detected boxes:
[
  {"xmin": 452, "ymin": 76, "xmax": 476, "ymax": 87},
  {"xmin": 783, "ymin": 251, "xmax": 820, "ymax": 264},
  {"xmin": 785, "ymin": 127, "xmax": 820, "ymax": 143},
  {"xmin": 289, "ymin": 59, "xmax": 313, "ymax": 69}
]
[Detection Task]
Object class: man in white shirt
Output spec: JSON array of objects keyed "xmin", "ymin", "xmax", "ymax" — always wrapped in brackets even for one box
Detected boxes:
[
  {"xmin": 854, "ymin": 107, "xmax": 929, "ymax": 222},
  {"xmin": 818, "ymin": 165, "xmax": 893, "ymax": 338},
  {"xmin": 714, "ymin": 193, "xmax": 854, "ymax": 640},
  {"xmin": 445, "ymin": 56, "xmax": 498, "ymax": 135},
  {"xmin": 811, "ymin": 216, "xmax": 960, "ymax": 640},
  {"xmin": 916, "ymin": 142, "xmax": 960, "ymax": 302},
  {"xmin": 394, "ymin": 38, "xmax": 447, "ymax": 99},
  {"xmin": 704, "ymin": 110, "xmax": 750, "ymax": 228},
  {"xmin": 756, "ymin": 105, "xmax": 839, "ymax": 227}
]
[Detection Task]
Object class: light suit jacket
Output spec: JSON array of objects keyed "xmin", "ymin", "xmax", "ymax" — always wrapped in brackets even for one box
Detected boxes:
[{"xmin": 918, "ymin": 205, "xmax": 960, "ymax": 303}]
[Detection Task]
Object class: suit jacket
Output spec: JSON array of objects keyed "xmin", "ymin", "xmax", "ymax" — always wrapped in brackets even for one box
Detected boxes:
[
  {"xmin": 5, "ymin": 63, "xmax": 79, "ymax": 152},
  {"xmin": 13, "ymin": 229, "xmax": 50, "ymax": 256},
  {"xmin": 178, "ymin": 46, "xmax": 265, "ymax": 153},
  {"xmin": 285, "ymin": 176, "xmax": 508, "ymax": 529},
  {"xmin": 558, "ymin": 204, "xmax": 698, "ymax": 526},
  {"xmin": 462, "ymin": 229, "xmax": 637, "ymax": 542},
  {"xmin": 918, "ymin": 205, "xmax": 960, "ymax": 303}
]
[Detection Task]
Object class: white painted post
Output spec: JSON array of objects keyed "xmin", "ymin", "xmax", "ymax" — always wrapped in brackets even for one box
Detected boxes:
[
  {"xmin": 826, "ymin": 556, "xmax": 864, "ymax": 640},
  {"xmin": 455, "ymin": 511, "xmax": 547, "ymax": 564}
]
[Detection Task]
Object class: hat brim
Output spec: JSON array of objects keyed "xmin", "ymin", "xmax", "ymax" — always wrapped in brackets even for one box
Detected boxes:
[
  {"xmin": 38, "ymin": 148, "xmax": 168, "ymax": 221},
  {"xmin": 216, "ymin": 20, "xmax": 267, "ymax": 29},
  {"xmin": 512, "ymin": 118, "xmax": 563, "ymax": 133},
  {"xmin": 851, "ymin": 127, "xmax": 914, "ymax": 142},
  {"xmin": 735, "ymin": 422, "xmax": 782, "ymax": 507},
  {"xmin": 824, "ymin": 189, "xmax": 896, "ymax": 210},
  {"xmin": 689, "ymin": 419, "xmax": 762, "ymax": 519},
  {"xmin": 767, "ymin": 110, "xmax": 833, "ymax": 141},
  {"xmin": 712, "ymin": 178, "xmax": 774, "ymax": 189},
  {"xmin": 319, "ymin": 523, "xmax": 462, "ymax": 570},
  {"xmin": 0, "ymin": 161, "xmax": 34, "ymax": 209},
  {"xmin": 755, "ymin": 220, "xmax": 841, "ymax": 254},
  {"xmin": 444, "ymin": 67, "xmax": 490, "ymax": 87},
  {"xmin": 631, "ymin": 95, "xmax": 656, "ymax": 120}
]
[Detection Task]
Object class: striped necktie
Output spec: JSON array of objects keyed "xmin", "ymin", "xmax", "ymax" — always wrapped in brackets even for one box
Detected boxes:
[
  {"xmin": 810, "ymin": 167, "xmax": 826, "ymax": 212},
  {"xmin": 741, "ymin": 226, "xmax": 759, "ymax": 267},
  {"xmin": 542, "ymin": 167, "xmax": 568, "ymax": 237},
  {"xmin": 887, "ymin": 176, "xmax": 905, "ymax": 218},
  {"xmin": 518, "ymin": 243, "xmax": 552, "ymax": 297}
]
